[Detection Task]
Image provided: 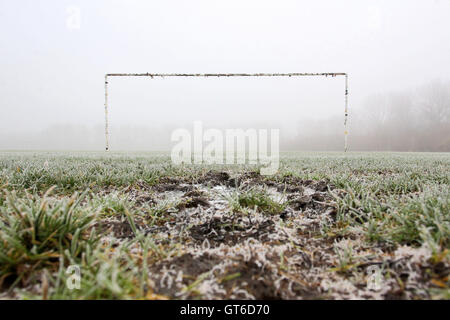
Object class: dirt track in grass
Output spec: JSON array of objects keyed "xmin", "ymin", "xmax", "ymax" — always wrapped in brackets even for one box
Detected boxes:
[{"xmin": 96, "ymin": 171, "xmax": 441, "ymax": 299}]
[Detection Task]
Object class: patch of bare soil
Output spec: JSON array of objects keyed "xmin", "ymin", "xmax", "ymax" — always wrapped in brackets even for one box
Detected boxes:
[
  {"xmin": 152, "ymin": 183, "xmax": 193, "ymax": 193},
  {"xmin": 96, "ymin": 215, "xmax": 147, "ymax": 239},
  {"xmin": 196, "ymin": 171, "xmax": 231, "ymax": 186},
  {"xmin": 97, "ymin": 219, "xmax": 135, "ymax": 238},
  {"xmin": 189, "ymin": 217, "xmax": 276, "ymax": 247},
  {"xmin": 137, "ymin": 172, "xmax": 333, "ymax": 299},
  {"xmin": 98, "ymin": 171, "xmax": 442, "ymax": 300}
]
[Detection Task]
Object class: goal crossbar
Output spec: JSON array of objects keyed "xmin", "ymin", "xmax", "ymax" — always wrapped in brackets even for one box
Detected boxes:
[{"xmin": 104, "ymin": 72, "xmax": 349, "ymax": 151}]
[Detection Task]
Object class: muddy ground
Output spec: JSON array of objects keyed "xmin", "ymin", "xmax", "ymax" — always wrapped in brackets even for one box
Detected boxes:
[{"xmin": 96, "ymin": 171, "xmax": 443, "ymax": 299}]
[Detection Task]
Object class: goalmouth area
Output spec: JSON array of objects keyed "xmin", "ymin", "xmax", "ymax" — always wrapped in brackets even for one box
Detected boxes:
[{"xmin": 103, "ymin": 73, "xmax": 349, "ymax": 152}]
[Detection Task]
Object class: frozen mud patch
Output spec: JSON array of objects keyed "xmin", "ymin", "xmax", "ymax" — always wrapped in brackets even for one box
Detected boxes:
[{"xmin": 95, "ymin": 171, "xmax": 445, "ymax": 300}]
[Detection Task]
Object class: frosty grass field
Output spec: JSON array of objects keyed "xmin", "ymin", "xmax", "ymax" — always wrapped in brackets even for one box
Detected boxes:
[{"xmin": 0, "ymin": 151, "xmax": 448, "ymax": 299}]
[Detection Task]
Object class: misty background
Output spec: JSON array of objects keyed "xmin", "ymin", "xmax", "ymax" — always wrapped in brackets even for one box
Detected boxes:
[{"xmin": 0, "ymin": 0, "xmax": 449, "ymax": 151}]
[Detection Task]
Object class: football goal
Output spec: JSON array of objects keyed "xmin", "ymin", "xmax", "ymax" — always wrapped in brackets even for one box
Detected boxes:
[{"xmin": 104, "ymin": 72, "xmax": 349, "ymax": 151}]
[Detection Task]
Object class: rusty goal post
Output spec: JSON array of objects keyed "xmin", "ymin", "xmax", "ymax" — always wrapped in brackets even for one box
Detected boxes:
[{"xmin": 104, "ymin": 72, "xmax": 349, "ymax": 151}]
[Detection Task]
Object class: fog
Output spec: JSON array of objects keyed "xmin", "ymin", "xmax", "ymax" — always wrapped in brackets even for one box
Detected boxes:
[{"xmin": 0, "ymin": 0, "xmax": 449, "ymax": 151}]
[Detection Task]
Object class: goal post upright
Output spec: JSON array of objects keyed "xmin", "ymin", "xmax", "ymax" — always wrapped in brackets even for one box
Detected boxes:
[
  {"xmin": 344, "ymin": 73, "xmax": 349, "ymax": 152},
  {"xmin": 103, "ymin": 72, "xmax": 349, "ymax": 152},
  {"xmin": 104, "ymin": 74, "xmax": 110, "ymax": 151}
]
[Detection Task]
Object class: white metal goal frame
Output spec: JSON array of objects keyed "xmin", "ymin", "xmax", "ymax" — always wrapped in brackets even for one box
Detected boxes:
[{"xmin": 104, "ymin": 72, "xmax": 349, "ymax": 151}]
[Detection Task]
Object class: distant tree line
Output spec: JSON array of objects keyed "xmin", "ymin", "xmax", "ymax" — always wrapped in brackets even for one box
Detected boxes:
[{"xmin": 287, "ymin": 80, "xmax": 450, "ymax": 152}]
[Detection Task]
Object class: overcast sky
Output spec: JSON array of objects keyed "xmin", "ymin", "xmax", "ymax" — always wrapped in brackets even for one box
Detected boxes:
[{"xmin": 0, "ymin": 0, "xmax": 449, "ymax": 149}]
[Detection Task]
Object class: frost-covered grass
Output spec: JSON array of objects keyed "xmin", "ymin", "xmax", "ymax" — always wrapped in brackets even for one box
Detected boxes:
[{"xmin": 0, "ymin": 151, "xmax": 448, "ymax": 299}]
